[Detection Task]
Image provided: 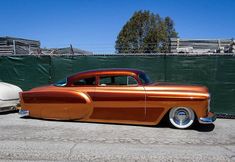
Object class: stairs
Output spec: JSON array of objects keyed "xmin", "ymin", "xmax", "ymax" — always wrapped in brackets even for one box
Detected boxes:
[{"xmin": 0, "ymin": 43, "xmax": 14, "ymax": 55}]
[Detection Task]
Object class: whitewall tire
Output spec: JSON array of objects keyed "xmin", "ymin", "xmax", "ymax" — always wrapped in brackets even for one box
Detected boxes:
[{"xmin": 169, "ymin": 107, "xmax": 195, "ymax": 129}]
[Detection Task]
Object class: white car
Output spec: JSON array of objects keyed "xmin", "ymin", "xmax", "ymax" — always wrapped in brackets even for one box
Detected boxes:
[{"xmin": 0, "ymin": 82, "xmax": 22, "ymax": 112}]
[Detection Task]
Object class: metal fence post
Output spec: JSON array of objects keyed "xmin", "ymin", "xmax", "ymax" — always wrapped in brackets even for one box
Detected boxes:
[{"xmin": 13, "ymin": 40, "xmax": 16, "ymax": 55}]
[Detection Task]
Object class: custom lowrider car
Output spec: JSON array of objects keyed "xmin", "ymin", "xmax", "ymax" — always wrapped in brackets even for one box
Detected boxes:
[
  {"xmin": 0, "ymin": 82, "xmax": 22, "ymax": 112},
  {"xmin": 19, "ymin": 68, "xmax": 216, "ymax": 129}
]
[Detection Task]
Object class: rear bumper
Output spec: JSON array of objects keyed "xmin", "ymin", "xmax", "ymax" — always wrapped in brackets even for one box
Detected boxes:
[
  {"xmin": 19, "ymin": 109, "xmax": 29, "ymax": 118},
  {"xmin": 199, "ymin": 112, "xmax": 216, "ymax": 124}
]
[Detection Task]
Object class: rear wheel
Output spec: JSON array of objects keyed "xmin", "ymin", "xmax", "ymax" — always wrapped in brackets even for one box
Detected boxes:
[{"xmin": 169, "ymin": 107, "xmax": 195, "ymax": 129}]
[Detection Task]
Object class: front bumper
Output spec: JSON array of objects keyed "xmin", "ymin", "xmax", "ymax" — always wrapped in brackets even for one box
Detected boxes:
[
  {"xmin": 199, "ymin": 112, "xmax": 216, "ymax": 124},
  {"xmin": 0, "ymin": 106, "xmax": 16, "ymax": 113},
  {"xmin": 0, "ymin": 99, "xmax": 19, "ymax": 112}
]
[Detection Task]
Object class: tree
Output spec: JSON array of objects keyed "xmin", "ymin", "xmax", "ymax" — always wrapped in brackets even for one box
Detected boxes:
[
  {"xmin": 164, "ymin": 16, "xmax": 178, "ymax": 52},
  {"xmin": 115, "ymin": 10, "xmax": 178, "ymax": 53}
]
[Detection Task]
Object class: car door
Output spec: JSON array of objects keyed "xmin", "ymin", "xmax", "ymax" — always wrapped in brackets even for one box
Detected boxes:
[{"xmin": 90, "ymin": 75, "xmax": 145, "ymax": 122}]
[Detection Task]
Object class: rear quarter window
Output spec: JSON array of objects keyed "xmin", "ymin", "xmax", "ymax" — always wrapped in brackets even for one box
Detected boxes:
[
  {"xmin": 73, "ymin": 77, "xmax": 96, "ymax": 86},
  {"xmin": 99, "ymin": 75, "xmax": 138, "ymax": 86}
]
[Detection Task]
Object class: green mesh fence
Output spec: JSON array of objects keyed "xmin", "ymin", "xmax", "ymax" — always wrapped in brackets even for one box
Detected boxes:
[{"xmin": 0, "ymin": 55, "xmax": 235, "ymax": 115}]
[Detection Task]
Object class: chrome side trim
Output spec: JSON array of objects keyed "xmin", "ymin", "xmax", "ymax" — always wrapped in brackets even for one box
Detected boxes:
[
  {"xmin": 19, "ymin": 110, "xmax": 29, "ymax": 118},
  {"xmin": 0, "ymin": 98, "xmax": 19, "ymax": 101},
  {"xmin": 199, "ymin": 112, "xmax": 216, "ymax": 124}
]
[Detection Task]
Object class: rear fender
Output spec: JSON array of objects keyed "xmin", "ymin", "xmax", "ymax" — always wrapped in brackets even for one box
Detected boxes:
[{"xmin": 20, "ymin": 90, "xmax": 93, "ymax": 120}]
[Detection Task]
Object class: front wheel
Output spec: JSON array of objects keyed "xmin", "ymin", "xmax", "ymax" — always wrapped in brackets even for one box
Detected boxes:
[{"xmin": 169, "ymin": 107, "xmax": 195, "ymax": 129}]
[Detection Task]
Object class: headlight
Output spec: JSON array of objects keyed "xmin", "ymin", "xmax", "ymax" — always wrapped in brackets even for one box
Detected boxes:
[{"xmin": 208, "ymin": 94, "xmax": 211, "ymax": 112}]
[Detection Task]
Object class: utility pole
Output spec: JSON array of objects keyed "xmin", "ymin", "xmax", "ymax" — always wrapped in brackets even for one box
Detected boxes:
[
  {"xmin": 70, "ymin": 44, "xmax": 74, "ymax": 55},
  {"xmin": 29, "ymin": 44, "xmax": 31, "ymax": 55}
]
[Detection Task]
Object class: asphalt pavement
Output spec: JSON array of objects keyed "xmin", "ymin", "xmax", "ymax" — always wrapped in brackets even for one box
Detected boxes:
[{"xmin": 0, "ymin": 112, "xmax": 234, "ymax": 162}]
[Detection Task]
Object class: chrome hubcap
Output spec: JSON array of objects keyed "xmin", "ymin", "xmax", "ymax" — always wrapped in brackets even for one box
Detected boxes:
[
  {"xmin": 169, "ymin": 107, "xmax": 195, "ymax": 129},
  {"xmin": 174, "ymin": 109, "xmax": 190, "ymax": 126}
]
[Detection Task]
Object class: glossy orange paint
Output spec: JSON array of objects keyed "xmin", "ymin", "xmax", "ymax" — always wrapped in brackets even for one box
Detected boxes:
[{"xmin": 19, "ymin": 68, "xmax": 212, "ymax": 126}]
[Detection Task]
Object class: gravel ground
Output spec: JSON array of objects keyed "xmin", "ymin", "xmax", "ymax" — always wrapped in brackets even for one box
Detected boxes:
[{"xmin": 0, "ymin": 112, "xmax": 234, "ymax": 162}]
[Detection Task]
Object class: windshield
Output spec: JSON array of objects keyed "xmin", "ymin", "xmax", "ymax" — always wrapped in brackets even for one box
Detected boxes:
[
  {"xmin": 138, "ymin": 72, "xmax": 152, "ymax": 85},
  {"xmin": 54, "ymin": 78, "xmax": 67, "ymax": 87}
]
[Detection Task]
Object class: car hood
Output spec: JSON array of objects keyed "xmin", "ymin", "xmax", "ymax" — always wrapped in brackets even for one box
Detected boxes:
[
  {"xmin": 145, "ymin": 82, "xmax": 209, "ymax": 97},
  {"xmin": 0, "ymin": 82, "xmax": 22, "ymax": 100}
]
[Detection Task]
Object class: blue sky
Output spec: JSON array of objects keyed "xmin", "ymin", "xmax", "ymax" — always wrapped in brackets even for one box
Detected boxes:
[{"xmin": 0, "ymin": 0, "xmax": 235, "ymax": 53}]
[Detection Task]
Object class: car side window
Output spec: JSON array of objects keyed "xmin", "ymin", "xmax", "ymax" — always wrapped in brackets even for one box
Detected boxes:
[
  {"xmin": 99, "ymin": 75, "xmax": 138, "ymax": 86},
  {"xmin": 73, "ymin": 77, "xmax": 96, "ymax": 86},
  {"xmin": 127, "ymin": 76, "xmax": 138, "ymax": 85}
]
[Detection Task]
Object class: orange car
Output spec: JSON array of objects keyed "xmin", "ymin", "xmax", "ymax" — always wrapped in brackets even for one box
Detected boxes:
[{"xmin": 19, "ymin": 68, "xmax": 216, "ymax": 129}]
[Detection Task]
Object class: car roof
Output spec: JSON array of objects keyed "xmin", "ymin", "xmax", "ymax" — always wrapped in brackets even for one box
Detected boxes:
[{"xmin": 68, "ymin": 68, "xmax": 144, "ymax": 79}]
